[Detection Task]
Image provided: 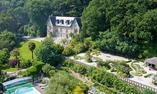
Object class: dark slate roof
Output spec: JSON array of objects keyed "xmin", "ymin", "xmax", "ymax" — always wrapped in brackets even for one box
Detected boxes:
[
  {"xmin": 49, "ymin": 16, "xmax": 56, "ymax": 25},
  {"xmin": 145, "ymin": 57, "xmax": 157, "ymax": 65},
  {"xmin": 75, "ymin": 17, "xmax": 82, "ymax": 28},
  {"xmin": 48, "ymin": 16, "xmax": 82, "ymax": 28}
]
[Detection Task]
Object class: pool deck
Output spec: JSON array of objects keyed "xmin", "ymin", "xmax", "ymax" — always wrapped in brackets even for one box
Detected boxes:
[{"xmin": 34, "ymin": 83, "xmax": 44, "ymax": 94}]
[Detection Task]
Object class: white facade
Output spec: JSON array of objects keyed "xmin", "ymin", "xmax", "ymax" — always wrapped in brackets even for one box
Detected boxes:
[{"xmin": 46, "ymin": 16, "xmax": 82, "ymax": 40}]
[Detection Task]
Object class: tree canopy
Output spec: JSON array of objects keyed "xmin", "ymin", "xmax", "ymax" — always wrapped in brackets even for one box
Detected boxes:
[
  {"xmin": 35, "ymin": 37, "xmax": 60, "ymax": 66},
  {"xmin": 81, "ymin": 0, "xmax": 157, "ymax": 58}
]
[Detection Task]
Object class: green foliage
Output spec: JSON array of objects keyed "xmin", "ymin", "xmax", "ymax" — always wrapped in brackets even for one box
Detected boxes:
[
  {"xmin": 25, "ymin": 0, "xmax": 52, "ymax": 36},
  {"xmin": 131, "ymin": 62, "xmax": 146, "ymax": 76},
  {"xmin": 73, "ymin": 86, "xmax": 84, "ymax": 94},
  {"xmin": 62, "ymin": 46, "xmax": 75, "ymax": 56},
  {"xmin": 28, "ymin": 42, "xmax": 36, "ymax": 59},
  {"xmin": 0, "ymin": 31, "xmax": 17, "ymax": 50},
  {"xmin": 19, "ymin": 59, "xmax": 31, "ymax": 68},
  {"xmin": 143, "ymin": 89, "xmax": 155, "ymax": 94},
  {"xmin": 42, "ymin": 64, "xmax": 54, "ymax": 76},
  {"xmin": 50, "ymin": 0, "xmax": 91, "ymax": 17},
  {"xmin": 0, "ymin": 69, "xmax": 6, "ymax": 83},
  {"xmin": 144, "ymin": 73, "xmax": 153, "ymax": 78},
  {"xmin": 73, "ymin": 64, "xmax": 86, "ymax": 75},
  {"xmin": 113, "ymin": 61, "xmax": 131, "ymax": 77},
  {"xmin": 10, "ymin": 48, "xmax": 20, "ymax": 59},
  {"xmin": 45, "ymin": 73, "xmax": 77, "ymax": 94},
  {"xmin": 49, "ymin": 70, "xmax": 56, "ymax": 77},
  {"xmin": 90, "ymin": 68, "xmax": 142, "ymax": 94},
  {"xmin": 18, "ymin": 40, "xmax": 41, "ymax": 60},
  {"xmin": 32, "ymin": 61, "xmax": 44, "ymax": 72},
  {"xmin": 27, "ymin": 66, "xmax": 37, "ymax": 76},
  {"xmin": 82, "ymin": 0, "xmax": 157, "ymax": 58},
  {"xmin": 85, "ymin": 51, "xmax": 92, "ymax": 62},
  {"xmin": 152, "ymin": 74, "xmax": 157, "ymax": 86},
  {"xmin": 53, "ymin": 43, "xmax": 64, "ymax": 54},
  {"xmin": 96, "ymin": 59, "xmax": 111, "ymax": 70},
  {"xmin": 26, "ymin": 61, "xmax": 44, "ymax": 77},
  {"xmin": 0, "ymin": 48, "xmax": 10, "ymax": 64},
  {"xmin": 35, "ymin": 37, "xmax": 61, "ymax": 65},
  {"xmin": 73, "ymin": 43, "xmax": 86, "ymax": 54},
  {"xmin": 62, "ymin": 59, "xmax": 74, "ymax": 68}
]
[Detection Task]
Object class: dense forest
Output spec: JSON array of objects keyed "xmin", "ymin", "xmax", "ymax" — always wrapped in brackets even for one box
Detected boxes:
[
  {"xmin": 0, "ymin": 0, "xmax": 91, "ymax": 37},
  {"xmin": 82, "ymin": 0, "xmax": 157, "ymax": 58},
  {"xmin": 0, "ymin": 0, "xmax": 157, "ymax": 58}
]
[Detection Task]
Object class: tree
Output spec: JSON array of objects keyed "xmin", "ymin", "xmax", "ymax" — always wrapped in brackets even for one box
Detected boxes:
[
  {"xmin": 42, "ymin": 64, "xmax": 55, "ymax": 76},
  {"xmin": 35, "ymin": 37, "xmax": 60, "ymax": 66},
  {"xmin": 45, "ymin": 74, "xmax": 76, "ymax": 94},
  {"xmin": 10, "ymin": 48, "xmax": 20, "ymax": 69},
  {"xmin": 0, "ymin": 48, "xmax": 10, "ymax": 64},
  {"xmin": 28, "ymin": 42, "xmax": 36, "ymax": 59},
  {"xmin": 0, "ymin": 67, "xmax": 6, "ymax": 83},
  {"xmin": 25, "ymin": 0, "xmax": 52, "ymax": 36}
]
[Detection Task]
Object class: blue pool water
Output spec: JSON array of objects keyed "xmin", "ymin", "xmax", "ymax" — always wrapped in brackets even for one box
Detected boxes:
[{"xmin": 14, "ymin": 87, "xmax": 41, "ymax": 94}]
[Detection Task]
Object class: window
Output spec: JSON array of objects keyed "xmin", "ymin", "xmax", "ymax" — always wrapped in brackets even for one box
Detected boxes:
[
  {"xmin": 66, "ymin": 20, "xmax": 70, "ymax": 25},
  {"xmin": 60, "ymin": 28, "xmax": 62, "ymax": 37},
  {"xmin": 60, "ymin": 20, "xmax": 64, "ymax": 24},
  {"xmin": 66, "ymin": 29, "xmax": 68, "ymax": 34},
  {"xmin": 66, "ymin": 29, "xmax": 68, "ymax": 38},
  {"xmin": 48, "ymin": 26, "xmax": 51, "ymax": 30},
  {"xmin": 56, "ymin": 20, "xmax": 59, "ymax": 24},
  {"xmin": 56, "ymin": 28, "xmax": 58, "ymax": 36}
]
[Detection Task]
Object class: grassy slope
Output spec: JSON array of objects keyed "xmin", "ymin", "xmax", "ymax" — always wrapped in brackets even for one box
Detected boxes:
[{"xmin": 10, "ymin": 40, "xmax": 41, "ymax": 60}]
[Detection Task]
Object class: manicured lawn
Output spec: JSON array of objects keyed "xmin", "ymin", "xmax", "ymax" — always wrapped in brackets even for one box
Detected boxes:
[
  {"xmin": 5, "ymin": 68, "xmax": 17, "ymax": 72},
  {"xmin": 10, "ymin": 40, "xmax": 41, "ymax": 60}
]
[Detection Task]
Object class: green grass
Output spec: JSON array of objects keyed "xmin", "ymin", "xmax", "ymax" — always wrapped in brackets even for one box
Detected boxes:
[
  {"xmin": 10, "ymin": 40, "xmax": 41, "ymax": 60},
  {"xmin": 5, "ymin": 68, "xmax": 17, "ymax": 72},
  {"xmin": 56, "ymin": 70, "xmax": 81, "ymax": 82}
]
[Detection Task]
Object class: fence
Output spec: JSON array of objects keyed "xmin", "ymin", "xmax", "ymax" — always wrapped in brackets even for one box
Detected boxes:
[{"xmin": 117, "ymin": 76, "xmax": 157, "ymax": 93}]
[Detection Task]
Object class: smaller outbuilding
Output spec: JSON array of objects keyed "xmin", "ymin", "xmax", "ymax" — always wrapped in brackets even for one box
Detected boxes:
[
  {"xmin": 144, "ymin": 57, "xmax": 157, "ymax": 70},
  {"xmin": 88, "ymin": 87, "xmax": 105, "ymax": 94}
]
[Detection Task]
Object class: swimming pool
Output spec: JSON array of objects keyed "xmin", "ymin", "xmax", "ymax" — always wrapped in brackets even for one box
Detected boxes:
[{"xmin": 14, "ymin": 87, "xmax": 41, "ymax": 94}]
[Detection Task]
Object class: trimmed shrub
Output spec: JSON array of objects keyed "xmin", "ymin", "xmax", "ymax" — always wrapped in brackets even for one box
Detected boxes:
[{"xmin": 144, "ymin": 73, "xmax": 153, "ymax": 78}]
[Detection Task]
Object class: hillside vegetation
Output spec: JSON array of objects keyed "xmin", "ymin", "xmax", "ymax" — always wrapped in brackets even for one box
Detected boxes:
[{"xmin": 81, "ymin": 0, "xmax": 157, "ymax": 58}]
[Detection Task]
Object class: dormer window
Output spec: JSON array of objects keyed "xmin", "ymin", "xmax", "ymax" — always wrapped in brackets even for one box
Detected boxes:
[
  {"xmin": 66, "ymin": 20, "xmax": 70, "ymax": 25},
  {"xmin": 56, "ymin": 20, "xmax": 59, "ymax": 24},
  {"xmin": 60, "ymin": 20, "xmax": 64, "ymax": 24}
]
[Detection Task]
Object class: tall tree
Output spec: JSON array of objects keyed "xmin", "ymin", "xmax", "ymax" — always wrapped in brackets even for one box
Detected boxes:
[
  {"xmin": 35, "ymin": 37, "xmax": 60, "ymax": 66},
  {"xmin": 28, "ymin": 42, "xmax": 36, "ymax": 59},
  {"xmin": 25, "ymin": 0, "xmax": 52, "ymax": 36}
]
